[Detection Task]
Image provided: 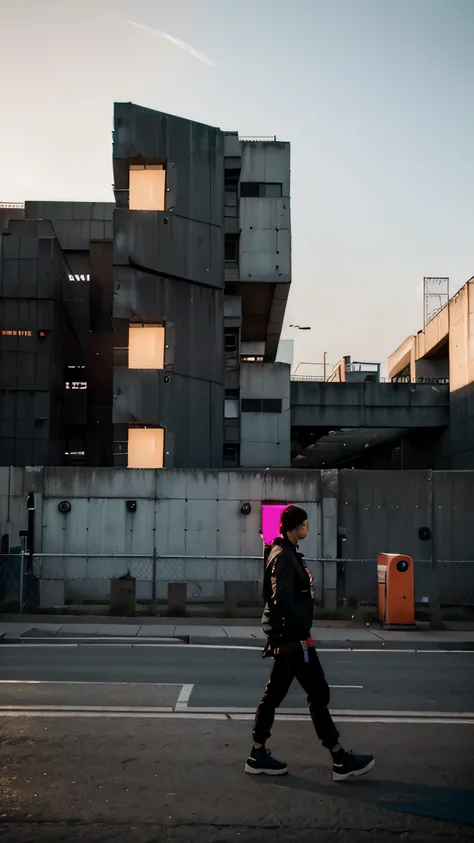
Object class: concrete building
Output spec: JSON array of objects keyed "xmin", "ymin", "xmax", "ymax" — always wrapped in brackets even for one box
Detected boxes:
[
  {"xmin": 388, "ymin": 276, "xmax": 474, "ymax": 468},
  {"xmin": 0, "ymin": 103, "xmax": 291, "ymax": 470},
  {"xmin": 0, "ymin": 200, "xmax": 115, "ymax": 466},
  {"xmin": 222, "ymin": 131, "xmax": 291, "ymax": 469},
  {"xmin": 326, "ymin": 356, "xmax": 381, "ymax": 384}
]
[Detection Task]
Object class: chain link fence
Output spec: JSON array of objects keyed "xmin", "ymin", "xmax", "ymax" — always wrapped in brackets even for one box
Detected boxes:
[
  {"xmin": 339, "ymin": 558, "xmax": 474, "ymax": 608},
  {"xmin": 1, "ymin": 553, "xmax": 473, "ymax": 613}
]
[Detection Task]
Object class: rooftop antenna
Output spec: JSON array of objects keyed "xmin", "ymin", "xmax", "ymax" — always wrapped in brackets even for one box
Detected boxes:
[{"xmin": 423, "ymin": 277, "xmax": 449, "ymax": 327}]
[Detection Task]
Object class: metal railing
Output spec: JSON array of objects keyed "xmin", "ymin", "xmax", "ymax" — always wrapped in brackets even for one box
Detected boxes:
[
  {"xmin": 1, "ymin": 554, "xmax": 473, "ymax": 613},
  {"xmin": 291, "ymin": 375, "xmax": 325, "ymax": 382}
]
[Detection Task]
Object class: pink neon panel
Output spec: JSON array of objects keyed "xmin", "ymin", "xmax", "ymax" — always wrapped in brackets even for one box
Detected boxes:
[{"xmin": 261, "ymin": 504, "xmax": 292, "ymax": 546}]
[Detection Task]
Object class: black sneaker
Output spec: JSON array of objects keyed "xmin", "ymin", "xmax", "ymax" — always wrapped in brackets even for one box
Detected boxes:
[
  {"xmin": 333, "ymin": 750, "xmax": 375, "ymax": 781},
  {"xmin": 244, "ymin": 746, "xmax": 288, "ymax": 776}
]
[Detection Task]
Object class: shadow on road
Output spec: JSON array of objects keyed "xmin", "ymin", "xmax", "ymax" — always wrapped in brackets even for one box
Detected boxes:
[{"xmin": 270, "ymin": 775, "xmax": 474, "ymax": 827}]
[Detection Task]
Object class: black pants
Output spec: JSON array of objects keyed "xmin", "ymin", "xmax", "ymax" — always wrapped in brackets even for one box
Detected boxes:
[{"xmin": 252, "ymin": 647, "xmax": 340, "ymax": 749}]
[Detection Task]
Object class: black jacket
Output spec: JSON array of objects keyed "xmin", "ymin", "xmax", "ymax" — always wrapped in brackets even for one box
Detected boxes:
[{"xmin": 261, "ymin": 537, "xmax": 314, "ymax": 644}]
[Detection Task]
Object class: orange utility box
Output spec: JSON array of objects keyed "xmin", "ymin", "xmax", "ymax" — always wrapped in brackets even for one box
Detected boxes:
[{"xmin": 377, "ymin": 553, "xmax": 415, "ymax": 627}]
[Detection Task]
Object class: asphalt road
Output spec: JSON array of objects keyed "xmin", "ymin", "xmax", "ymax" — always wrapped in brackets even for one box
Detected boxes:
[
  {"xmin": 1, "ymin": 644, "xmax": 473, "ymax": 713},
  {"xmin": 1, "ymin": 717, "xmax": 473, "ymax": 843},
  {"xmin": 1, "ymin": 644, "xmax": 473, "ymax": 842}
]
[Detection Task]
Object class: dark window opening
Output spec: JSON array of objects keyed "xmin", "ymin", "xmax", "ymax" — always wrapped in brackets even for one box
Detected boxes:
[
  {"xmin": 240, "ymin": 182, "xmax": 259, "ymax": 197},
  {"xmin": 224, "ymin": 443, "xmax": 240, "ymax": 467},
  {"xmin": 64, "ymin": 433, "xmax": 85, "ymax": 465},
  {"xmin": 240, "ymin": 182, "xmax": 283, "ymax": 198},
  {"xmin": 263, "ymin": 399, "xmax": 282, "ymax": 413},
  {"xmin": 241, "ymin": 398, "xmax": 282, "ymax": 413},
  {"xmin": 225, "ymin": 329, "xmax": 239, "ymax": 368},
  {"xmin": 241, "ymin": 399, "xmax": 261, "ymax": 412},
  {"xmin": 391, "ymin": 445, "xmax": 402, "ymax": 470},
  {"xmin": 225, "ymin": 233, "xmax": 239, "ymax": 262},
  {"xmin": 225, "ymin": 169, "xmax": 240, "ymax": 190}
]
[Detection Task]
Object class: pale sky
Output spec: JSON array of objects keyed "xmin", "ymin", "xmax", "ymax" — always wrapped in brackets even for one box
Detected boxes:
[{"xmin": 1, "ymin": 0, "xmax": 473, "ymax": 374}]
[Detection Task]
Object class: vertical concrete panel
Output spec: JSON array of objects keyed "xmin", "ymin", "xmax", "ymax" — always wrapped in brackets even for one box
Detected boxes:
[
  {"xmin": 184, "ymin": 470, "xmax": 218, "ymax": 501},
  {"xmin": 157, "ymin": 469, "xmax": 187, "ymax": 502},
  {"xmin": 41, "ymin": 498, "xmax": 86, "ymax": 554},
  {"xmin": 217, "ymin": 498, "xmax": 261, "ymax": 557},
  {"xmin": 128, "ymin": 500, "xmax": 155, "ymax": 555},
  {"xmin": 92, "ymin": 498, "xmax": 127, "ymax": 554},
  {"xmin": 449, "ymin": 283, "xmax": 470, "ymax": 392},
  {"xmin": 184, "ymin": 499, "xmax": 218, "ymax": 555},
  {"xmin": 303, "ymin": 502, "xmax": 321, "ymax": 560},
  {"xmin": 217, "ymin": 471, "xmax": 253, "ymax": 503},
  {"xmin": 339, "ymin": 470, "xmax": 432, "ymax": 560},
  {"xmin": 432, "ymin": 471, "xmax": 474, "ymax": 559},
  {"xmin": 155, "ymin": 497, "xmax": 186, "ymax": 555}
]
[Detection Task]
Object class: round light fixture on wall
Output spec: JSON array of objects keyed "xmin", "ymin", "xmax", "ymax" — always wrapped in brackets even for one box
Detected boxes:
[
  {"xmin": 418, "ymin": 526, "xmax": 431, "ymax": 542},
  {"xmin": 58, "ymin": 501, "xmax": 71, "ymax": 514},
  {"xmin": 240, "ymin": 502, "xmax": 251, "ymax": 515}
]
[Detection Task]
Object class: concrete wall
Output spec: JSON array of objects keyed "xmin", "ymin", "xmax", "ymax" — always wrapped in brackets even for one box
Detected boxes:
[
  {"xmin": 238, "ymin": 140, "xmax": 290, "ymax": 284},
  {"xmin": 2, "ymin": 467, "xmax": 474, "ymax": 606},
  {"xmin": 290, "ymin": 381, "xmax": 450, "ymax": 429},
  {"xmin": 4, "ymin": 466, "xmax": 474, "ymax": 564},
  {"xmin": 388, "ymin": 336, "xmax": 416, "ymax": 382},
  {"xmin": 0, "ymin": 466, "xmax": 325, "ymax": 602},
  {"xmin": 275, "ymin": 339, "xmax": 294, "ymax": 367},
  {"xmin": 449, "ymin": 280, "xmax": 474, "ymax": 393},
  {"xmin": 415, "ymin": 356, "xmax": 449, "ymax": 381},
  {"xmin": 433, "ymin": 280, "xmax": 474, "ymax": 467},
  {"xmin": 114, "ymin": 209, "xmax": 223, "ymax": 290},
  {"xmin": 240, "ymin": 143, "xmax": 290, "ymax": 196},
  {"xmin": 114, "ymin": 103, "xmax": 224, "ymax": 227},
  {"xmin": 389, "ymin": 279, "xmax": 474, "ymax": 467},
  {"xmin": 240, "ymin": 362, "xmax": 291, "ymax": 467},
  {"xmin": 239, "ymin": 197, "xmax": 291, "ymax": 283},
  {"xmin": 24, "ymin": 202, "xmax": 114, "ymax": 251},
  {"xmin": 338, "ymin": 469, "xmax": 474, "ymax": 560}
]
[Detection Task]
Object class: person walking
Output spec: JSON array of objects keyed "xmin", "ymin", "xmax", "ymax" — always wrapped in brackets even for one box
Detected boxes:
[{"xmin": 245, "ymin": 504, "xmax": 375, "ymax": 781}]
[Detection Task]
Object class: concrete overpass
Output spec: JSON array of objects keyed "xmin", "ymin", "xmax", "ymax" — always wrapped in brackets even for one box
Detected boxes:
[{"xmin": 290, "ymin": 381, "xmax": 450, "ymax": 429}]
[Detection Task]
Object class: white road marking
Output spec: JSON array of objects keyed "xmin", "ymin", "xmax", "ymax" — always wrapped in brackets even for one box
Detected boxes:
[
  {"xmin": 175, "ymin": 684, "xmax": 194, "ymax": 711},
  {"xmin": 182, "ymin": 706, "xmax": 474, "ymax": 718},
  {"xmin": 0, "ymin": 704, "xmax": 174, "ymax": 712},
  {"xmin": 231, "ymin": 714, "xmax": 474, "ymax": 725},
  {"xmin": 0, "ymin": 642, "xmax": 472, "ymax": 654},
  {"xmin": 0, "ymin": 700, "xmax": 471, "ymax": 719},
  {"xmin": 0, "ymin": 709, "xmax": 471, "ymax": 724},
  {"xmin": 0, "ymin": 680, "xmax": 185, "ymax": 686},
  {"xmin": 0, "ymin": 711, "xmax": 227, "ymax": 720},
  {"xmin": 0, "ymin": 635, "xmax": 189, "ymax": 647}
]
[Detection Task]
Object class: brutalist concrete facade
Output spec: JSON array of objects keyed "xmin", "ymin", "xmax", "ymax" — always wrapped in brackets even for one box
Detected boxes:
[
  {"xmin": 0, "ymin": 221, "xmax": 71, "ymax": 464},
  {"xmin": 222, "ymin": 133, "xmax": 292, "ymax": 467},
  {"xmin": 0, "ymin": 103, "xmax": 292, "ymax": 470},
  {"xmin": 0, "ymin": 203, "xmax": 116, "ymax": 467},
  {"xmin": 112, "ymin": 103, "xmax": 225, "ymax": 468}
]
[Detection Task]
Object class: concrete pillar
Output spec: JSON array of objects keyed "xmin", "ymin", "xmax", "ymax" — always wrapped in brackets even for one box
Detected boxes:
[
  {"xmin": 110, "ymin": 578, "xmax": 136, "ymax": 615},
  {"xmin": 168, "ymin": 582, "xmax": 186, "ymax": 615},
  {"xmin": 40, "ymin": 579, "xmax": 65, "ymax": 608},
  {"xmin": 320, "ymin": 469, "xmax": 338, "ymax": 610},
  {"xmin": 224, "ymin": 581, "xmax": 260, "ymax": 609}
]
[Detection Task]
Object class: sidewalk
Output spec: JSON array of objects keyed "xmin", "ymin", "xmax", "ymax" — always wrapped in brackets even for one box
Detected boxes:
[{"xmin": 1, "ymin": 614, "xmax": 474, "ymax": 648}]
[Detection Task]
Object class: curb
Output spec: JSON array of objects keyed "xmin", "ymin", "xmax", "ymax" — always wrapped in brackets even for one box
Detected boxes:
[{"xmin": 1, "ymin": 635, "xmax": 473, "ymax": 650}]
